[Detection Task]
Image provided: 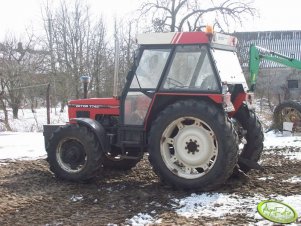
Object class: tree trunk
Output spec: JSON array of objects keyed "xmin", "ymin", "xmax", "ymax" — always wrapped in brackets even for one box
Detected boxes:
[
  {"xmin": 0, "ymin": 98, "xmax": 12, "ymax": 131},
  {"xmin": 60, "ymin": 99, "xmax": 67, "ymax": 112},
  {"xmin": 12, "ymin": 106, "xmax": 19, "ymax": 119}
]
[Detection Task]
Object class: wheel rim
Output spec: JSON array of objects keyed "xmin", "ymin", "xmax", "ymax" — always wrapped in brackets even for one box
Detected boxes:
[
  {"xmin": 56, "ymin": 137, "xmax": 87, "ymax": 173},
  {"xmin": 280, "ymin": 107, "xmax": 301, "ymax": 132},
  {"xmin": 160, "ymin": 117, "xmax": 218, "ymax": 179}
]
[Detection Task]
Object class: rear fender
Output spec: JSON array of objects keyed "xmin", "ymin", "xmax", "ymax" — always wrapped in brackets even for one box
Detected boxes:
[
  {"xmin": 144, "ymin": 94, "xmax": 223, "ymax": 131},
  {"xmin": 70, "ymin": 118, "xmax": 108, "ymax": 151},
  {"xmin": 228, "ymin": 92, "xmax": 247, "ymax": 117}
]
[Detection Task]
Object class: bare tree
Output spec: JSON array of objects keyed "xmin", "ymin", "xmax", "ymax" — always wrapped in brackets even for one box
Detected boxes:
[
  {"xmin": 42, "ymin": 0, "xmax": 96, "ymax": 108},
  {"xmin": 115, "ymin": 19, "xmax": 138, "ymax": 95},
  {"xmin": 0, "ymin": 34, "xmax": 47, "ymax": 119},
  {"xmin": 88, "ymin": 17, "xmax": 137, "ymax": 98},
  {"xmin": 0, "ymin": 85, "xmax": 11, "ymax": 130},
  {"xmin": 139, "ymin": 0, "xmax": 256, "ymax": 32},
  {"xmin": 88, "ymin": 17, "xmax": 108, "ymax": 97}
]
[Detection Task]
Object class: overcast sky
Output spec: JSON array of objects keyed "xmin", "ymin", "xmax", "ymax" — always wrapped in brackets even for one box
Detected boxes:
[{"xmin": 0, "ymin": 0, "xmax": 300, "ymax": 40}]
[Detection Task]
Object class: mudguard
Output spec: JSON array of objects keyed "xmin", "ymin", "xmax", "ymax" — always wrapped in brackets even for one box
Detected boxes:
[{"xmin": 70, "ymin": 118, "xmax": 108, "ymax": 151}]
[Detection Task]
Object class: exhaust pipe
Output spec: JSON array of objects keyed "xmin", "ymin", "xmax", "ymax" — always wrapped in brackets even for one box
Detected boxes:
[{"xmin": 80, "ymin": 75, "xmax": 91, "ymax": 99}]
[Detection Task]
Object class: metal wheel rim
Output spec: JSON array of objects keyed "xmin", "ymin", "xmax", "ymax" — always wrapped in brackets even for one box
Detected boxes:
[
  {"xmin": 56, "ymin": 137, "xmax": 87, "ymax": 173},
  {"xmin": 280, "ymin": 107, "xmax": 301, "ymax": 131},
  {"xmin": 160, "ymin": 116, "xmax": 218, "ymax": 179}
]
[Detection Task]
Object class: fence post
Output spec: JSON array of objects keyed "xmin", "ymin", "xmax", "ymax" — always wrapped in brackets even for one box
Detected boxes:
[{"xmin": 46, "ymin": 83, "xmax": 51, "ymax": 124}]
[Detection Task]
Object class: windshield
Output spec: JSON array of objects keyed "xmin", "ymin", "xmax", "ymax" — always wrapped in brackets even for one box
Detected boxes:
[
  {"xmin": 211, "ymin": 49, "xmax": 248, "ymax": 91},
  {"xmin": 162, "ymin": 45, "xmax": 219, "ymax": 91}
]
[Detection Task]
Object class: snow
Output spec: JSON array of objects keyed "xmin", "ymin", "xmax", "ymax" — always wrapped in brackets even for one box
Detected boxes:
[
  {"xmin": 172, "ymin": 193, "xmax": 262, "ymax": 218},
  {"xmin": 257, "ymin": 176, "xmax": 274, "ymax": 181},
  {"xmin": 0, "ymin": 107, "xmax": 68, "ymax": 132},
  {"xmin": 172, "ymin": 193, "xmax": 301, "ymax": 220},
  {"xmin": 126, "ymin": 213, "xmax": 161, "ymax": 226},
  {"xmin": 0, "ymin": 107, "xmax": 66, "ymax": 161},
  {"xmin": 264, "ymin": 131, "xmax": 301, "ymax": 160},
  {"xmin": 0, "ymin": 132, "xmax": 45, "ymax": 162},
  {"xmin": 70, "ymin": 194, "xmax": 84, "ymax": 202},
  {"xmin": 283, "ymin": 176, "xmax": 301, "ymax": 184},
  {"xmin": 1, "ymin": 107, "xmax": 301, "ymax": 225},
  {"xmin": 264, "ymin": 131, "xmax": 301, "ymax": 148}
]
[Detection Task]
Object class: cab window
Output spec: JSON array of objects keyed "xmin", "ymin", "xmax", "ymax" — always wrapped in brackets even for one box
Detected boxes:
[{"xmin": 130, "ymin": 49, "xmax": 170, "ymax": 89}]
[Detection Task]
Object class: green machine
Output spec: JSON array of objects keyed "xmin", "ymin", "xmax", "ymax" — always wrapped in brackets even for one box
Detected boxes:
[{"xmin": 249, "ymin": 44, "xmax": 301, "ymax": 132}]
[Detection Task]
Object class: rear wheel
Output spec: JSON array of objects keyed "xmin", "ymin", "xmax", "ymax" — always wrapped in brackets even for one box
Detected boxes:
[
  {"xmin": 46, "ymin": 124, "xmax": 103, "ymax": 182},
  {"xmin": 148, "ymin": 100, "xmax": 238, "ymax": 190},
  {"xmin": 273, "ymin": 101, "xmax": 301, "ymax": 132},
  {"xmin": 233, "ymin": 105, "xmax": 264, "ymax": 172}
]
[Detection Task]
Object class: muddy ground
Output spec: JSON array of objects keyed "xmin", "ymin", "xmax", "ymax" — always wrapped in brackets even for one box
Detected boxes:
[{"xmin": 0, "ymin": 148, "xmax": 300, "ymax": 226}]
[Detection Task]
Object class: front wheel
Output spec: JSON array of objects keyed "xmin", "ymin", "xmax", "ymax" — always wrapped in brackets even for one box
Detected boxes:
[
  {"xmin": 46, "ymin": 124, "xmax": 103, "ymax": 182},
  {"xmin": 148, "ymin": 100, "xmax": 239, "ymax": 190}
]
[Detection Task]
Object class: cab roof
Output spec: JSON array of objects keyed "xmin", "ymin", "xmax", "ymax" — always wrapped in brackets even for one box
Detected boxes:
[
  {"xmin": 137, "ymin": 31, "xmax": 238, "ymax": 51},
  {"xmin": 137, "ymin": 32, "xmax": 209, "ymax": 45}
]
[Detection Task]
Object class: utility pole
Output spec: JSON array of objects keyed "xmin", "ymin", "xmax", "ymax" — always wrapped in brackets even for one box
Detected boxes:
[
  {"xmin": 48, "ymin": 18, "xmax": 57, "ymax": 113},
  {"xmin": 113, "ymin": 19, "xmax": 120, "ymax": 98}
]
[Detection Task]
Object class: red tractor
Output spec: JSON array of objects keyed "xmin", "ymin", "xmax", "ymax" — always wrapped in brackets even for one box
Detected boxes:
[{"xmin": 44, "ymin": 28, "xmax": 263, "ymax": 190}]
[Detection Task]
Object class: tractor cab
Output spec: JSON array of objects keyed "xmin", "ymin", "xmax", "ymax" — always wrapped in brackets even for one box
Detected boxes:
[{"xmin": 120, "ymin": 30, "xmax": 249, "ymax": 127}]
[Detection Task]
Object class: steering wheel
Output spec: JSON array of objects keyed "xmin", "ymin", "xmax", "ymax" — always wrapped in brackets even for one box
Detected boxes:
[{"xmin": 166, "ymin": 77, "xmax": 185, "ymax": 88}]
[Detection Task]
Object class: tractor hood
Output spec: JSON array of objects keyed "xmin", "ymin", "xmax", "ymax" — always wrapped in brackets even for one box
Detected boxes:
[{"xmin": 68, "ymin": 97, "xmax": 120, "ymax": 119}]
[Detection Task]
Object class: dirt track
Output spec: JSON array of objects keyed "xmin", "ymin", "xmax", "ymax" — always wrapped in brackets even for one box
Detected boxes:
[{"xmin": 0, "ymin": 148, "xmax": 300, "ymax": 225}]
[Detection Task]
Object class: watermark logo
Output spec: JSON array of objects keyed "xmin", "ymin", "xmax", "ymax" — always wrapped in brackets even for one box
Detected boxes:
[{"xmin": 257, "ymin": 200, "xmax": 298, "ymax": 224}]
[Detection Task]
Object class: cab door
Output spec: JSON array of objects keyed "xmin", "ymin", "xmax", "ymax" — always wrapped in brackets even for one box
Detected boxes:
[{"xmin": 121, "ymin": 47, "xmax": 171, "ymax": 125}]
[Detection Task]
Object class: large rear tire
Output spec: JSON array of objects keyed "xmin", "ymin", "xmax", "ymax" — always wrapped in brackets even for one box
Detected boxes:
[
  {"xmin": 233, "ymin": 105, "xmax": 264, "ymax": 172},
  {"xmin": 273, "ymin": 100, "xmax": 301, "ymax": 132},
  {"xmin": 46, "ymin": 124, "xmax": 103, "ymax": 182},
  {"xmin": 148, "ymin": 100, "xmax": 238, "ymax": 190}
]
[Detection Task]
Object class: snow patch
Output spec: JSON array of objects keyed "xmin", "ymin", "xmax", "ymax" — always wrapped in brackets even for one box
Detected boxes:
[
  {"xmin": 70, "ymin": 195, "xmax": 84, "ymax": 202},
  {"xmin": 172, "ymin": 193, "xmax": 301, "ymax": 222},
  {"xmin": 264, "ymin": 132, "xmax": 301, "ymax": 149},
  {"xmin": 264, "ymin": 149, "xmax": 301, "ymax": 161},
  {"xmin": 257, "ymin": 176, "xmax": 274, "ymax": 181},
  {"xmin": 126, "ymin": 213, "xmax": 161, "ymax": 226},
  {"xmin": 0, "ymin": 132, "xmax": 46, "ymax": 161},
  {"xmin": 172, "ymin": 193, "xmax": 263, "ymax": 218},
  {"xmin": 283, "ymin": 176, "xmax": 301, "ymax": 184},
  {"xmin": 0, "ymin": 107, "xmax": 68, "ymax": 132}
]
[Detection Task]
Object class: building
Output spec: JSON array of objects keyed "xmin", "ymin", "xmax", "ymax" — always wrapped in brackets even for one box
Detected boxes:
[{"xmin": 235, "ymin": 31, "xmax": 301, "ymax": 102}]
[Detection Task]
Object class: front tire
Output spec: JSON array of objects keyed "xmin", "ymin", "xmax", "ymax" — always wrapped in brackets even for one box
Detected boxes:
[
  {"xmin": 46, "ymin": 124, "xmax": 103, "ymax": 182},
  {"xmin": 148, "ymin": 100, "xmax": 238, "ymax": 190}
]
